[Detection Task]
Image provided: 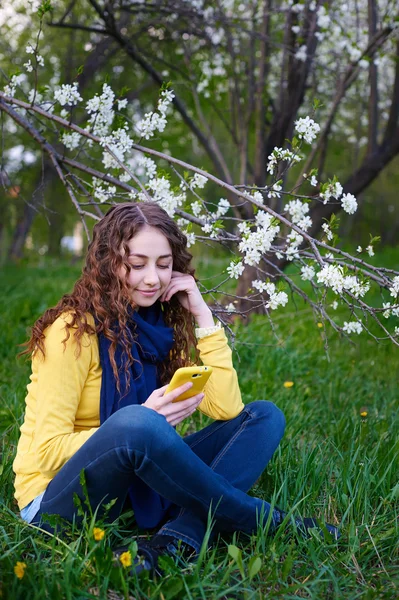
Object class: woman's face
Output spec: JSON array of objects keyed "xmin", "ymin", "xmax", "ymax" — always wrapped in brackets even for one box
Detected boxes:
[{"xmin": 123, "ymin": 225, "xmax": 173, "ymax": 307}]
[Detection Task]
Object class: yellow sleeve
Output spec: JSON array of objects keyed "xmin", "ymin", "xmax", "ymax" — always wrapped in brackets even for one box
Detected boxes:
[
  {"xmin": 197, "ymin": 328, "xmax": 244, "ymax": 420},
  {"xmin": 34, "ymin": 315, "xmax": 98, "ymax": 479}
]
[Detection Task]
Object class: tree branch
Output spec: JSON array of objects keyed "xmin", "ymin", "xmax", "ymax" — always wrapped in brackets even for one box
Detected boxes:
[{"xmin": 83, "ymin": 0, "xmax": 235, "ymax": 184}]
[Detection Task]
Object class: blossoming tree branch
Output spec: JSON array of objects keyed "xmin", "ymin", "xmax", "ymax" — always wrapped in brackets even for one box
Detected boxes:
[{"xmin": 0, "ymin": 0, "xmax": 398, "ymax": 344}]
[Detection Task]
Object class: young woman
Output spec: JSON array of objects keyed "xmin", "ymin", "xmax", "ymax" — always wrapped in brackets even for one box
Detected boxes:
[{"xmin": 13, "ymin": 202, "xmax": 339, "ymax": 574}]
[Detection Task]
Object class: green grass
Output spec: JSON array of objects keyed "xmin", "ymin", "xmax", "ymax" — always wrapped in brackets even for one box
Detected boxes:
[{"xmin": 0, "ymin": 255, "xmax": 398, "ymax": 599}]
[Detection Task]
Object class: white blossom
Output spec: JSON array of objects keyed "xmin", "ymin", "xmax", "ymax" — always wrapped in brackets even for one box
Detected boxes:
[
  {"xmin": 357, "ymin": 246, "xmax": 362, "ymax": 253},
  {"xmin": 394, "ymin": 327, "xmax": 399, "ymax": 337},
  {"xmin": 136, "ymin": 89, "xmax": 174, "ymax": 140},
  {"xmin": 54, "ymin": 83, "xmax": 82, "ymax": 106},
  {"xmin": 93, "ymin": 184, "xmax": 116, "ymax": 203},
  {"xmin": 322, "ymin": 223, "xmax": 333, "ymax": 241},
  {"xmin": 267, "ymin": 182, "xmax": 282, "ymax": 199},
  {"xmin": 286, "ymin": 230, "xmax": 303, "ymax": 260},
  {"xmin": 252, "ymin": 280, "xmax": 288, "ymax": 310},
  {"xmin": 227, "ymin": 261, "xmax": 245, "ymax": 279},
  {"xmin": 184, "ymin": 231, "xmax": 196, "ymax": 248},
  {"xmin": 343, "ymin": 275, "xmax": 370, "ymax": 298},
  {"xmin": 215, "ymin": 198, "xmax": 230, "ymax": 217},
  {"xmin": 138, "ymin": 156, "xmax": 157, "ymax": 180},
  {"xmin": 24, "ymin": 60, "xmax": 33, "ymax": 72},
  {"xmin": 3, "ymin": 74, "xmax": 24, "ymax": 97},
  {"xmin": 316, "ymin": 264, "xmax": 344, "ymax": 294},
  {"xmin": 297, "ymin": 215, "xmax": 312, "ymax": 231},
  {"xmin": 147, "ymin": 175, "xmax": 185, "ymax": 217},
  {"xmin": 136, "ymin": 111, "xmax": 167, "ymax": 139},
  {"xmin": 26, "ymin": 44, "xmax": 35, "ymax": 54},
  {"xmin": 190, "ymin": 173, "xmax": 208, "ymax": 189},
  {"xmin": 100, "ymin": 127, "xmax": 134, "ymax": 169},
  {"xmin": 225, "ymin": 303, "xmax": 236, "ymax": 313},
  {"xmin": 237, "ymin": 221, "xmax": 251, "ymax": 235},
  {"xmin": 119, "ymin": 171, "xmax": 131, "ymax": 183},
  {"xmin": 117, "ymin": 99, "xmax": 128, "ymax": 110},
  {"xmin": 320, "ymin": 181, "xmax": 343, "ymax": 204},
  {"xmin": 291, "ymin": 3, "xmax": 304, "ymax": 13},
  {"xmin": 301, "ymin": 265, "xmax": 315, "ymax": 281},
  {"xmin": 86, "ymin": 84, "xmax": 115, "ymax": 137},
  {"xmin": 191, "ymin": 200, "xmax": 203, "ymax": 217},
  {"xmin": 389, "ymin": 276, "xmax": 399, "ymax": 298},
  {"xmin": 310, "ymin": 175, "xmax": 318, "ymax": 186},
  {"xmin": 239, "ymin": 216, "xmax": 280, "ymax": 266},
  {"xmin": 61, "ymin": 131, "xmax": 81, "ymax": 150},
  {"xmin": 382, "ymin": 302, "xmax": 391, "ymax": 318},
  {"xmin": 285, "ymin": 199, "xmax": 309, "ymax": 224},
  {"xmin": 342, "ymin": 321, "xmax": 363, "ymax": 335},
  {"xmin": 341, "ymin": 193, "xmax": 358, "ymax": 214},
  {"xmin": 294, "ymin": 116, "xmax": 320, "ymax": 143},
  {"xmin": 252, "ymin": 190, "xmax": 264, "ymax": 204},
  {"xmin": 295, "ymin": 45, "xmax": 307, "ymax": 62},
  {"xmin": 266, "ymin": 147, "xmax": 301, "ymax": 175},
  {"xmin": 366, "ymin": 244, "xmax": 374, "ymax": 257},
  {"xmin": 201, "ymin": 222, "xmax": 213, "ymax": 234},
  {"xmin": 331, "ymin": 301, "xmax": 338, "ymax": 310}
]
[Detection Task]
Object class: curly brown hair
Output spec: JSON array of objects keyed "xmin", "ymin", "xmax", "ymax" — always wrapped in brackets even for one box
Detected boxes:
[{"xmin": 24, "ymin": 202, "xmax": 198, "ymax": 388}]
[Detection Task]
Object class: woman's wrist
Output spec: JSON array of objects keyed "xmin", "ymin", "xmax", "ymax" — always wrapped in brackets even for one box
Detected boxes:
[{"xmin": 195, "ymin": 307, "xmax": 215, "ymax": 328}]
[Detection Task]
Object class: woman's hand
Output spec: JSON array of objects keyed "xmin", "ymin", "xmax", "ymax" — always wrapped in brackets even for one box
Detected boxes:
[
  {"xmin": 160, "ymin": 271, "xmax": 214, "ymax": 327},
  {"xmin": 143, "ymin": 382, "xmax": 204, "ymax": 427}
]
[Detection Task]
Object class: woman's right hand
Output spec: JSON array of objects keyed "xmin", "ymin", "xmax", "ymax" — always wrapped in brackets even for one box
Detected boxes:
[{"xmin": 143, "ymin": 382, "xmax": 204, "ymax": 427}]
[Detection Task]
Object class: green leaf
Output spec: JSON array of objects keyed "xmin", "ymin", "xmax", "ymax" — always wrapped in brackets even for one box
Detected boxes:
[
  {"xmin": 38, "ymin": 0, "xmax": 52, "ymax": 18},
  {"xmin": 248, "ymin": 556, "xmax": 262, "ymax": 581},
  {"xmin": 228, "ymin": 544, "xmax": 241, "ymax": 561},
  {"xmin": 281, "ymin": 552, "xmax": 294, "ymax": 581},
  {"xmin": 159, "ymin": 575, "xmax": 183, "ymax": 599},
  {"xmin": 228, "ymin": 544, "xmax": 244, "ymax": 577}
]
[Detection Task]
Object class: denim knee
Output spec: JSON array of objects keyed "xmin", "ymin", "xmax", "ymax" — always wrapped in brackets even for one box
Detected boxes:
[
  {"xmin": 246, "ymin": 400, "xmax": 286, "ymax": 438},
  {"xmin": 104, "ymin": 404, "xmax": 171, "ymax": 449}
]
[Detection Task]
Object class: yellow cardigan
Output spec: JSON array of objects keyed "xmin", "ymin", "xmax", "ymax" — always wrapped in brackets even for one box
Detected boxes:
[{"xmin": 13, "ymin": 314, "xmax": 244, "ymax": 511}]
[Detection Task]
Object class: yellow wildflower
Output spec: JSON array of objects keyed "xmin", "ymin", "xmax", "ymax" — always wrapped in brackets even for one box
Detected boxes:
[
  {"xmin": 283, "ymin": 381, "xmax": 294, "ymax": 388},
  {"xmin": 360, "ymin": 411, "xmax": 368, "ymax": 417},
  {"xmin": 119, "ymin": 551, "xmax": 132, "ymax": 568},
  {"xmin": 14, "ymin": 562, "xmax": 27, "ymax": 579},
  {"xmin": 93, "ymin": 527, "xmax": 105, "ymax": 541},
  {"xmin": 317, "ymin": 322, "xmax": 323, "ymax": 328}
]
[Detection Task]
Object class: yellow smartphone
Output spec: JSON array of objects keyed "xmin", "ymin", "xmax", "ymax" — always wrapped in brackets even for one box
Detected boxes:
[{"xmin": 165, "ymin": 366, "xmax": 213, "ymax": 402}]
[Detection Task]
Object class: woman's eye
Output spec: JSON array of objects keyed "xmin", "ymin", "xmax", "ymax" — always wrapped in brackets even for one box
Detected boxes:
[
  {"xmin": 158, "ymin": 264, "xmax": 171, "ymax": 269},
  {"xmin": 131, "ymin": 265, "xmax": 144, "ymax": 270}
]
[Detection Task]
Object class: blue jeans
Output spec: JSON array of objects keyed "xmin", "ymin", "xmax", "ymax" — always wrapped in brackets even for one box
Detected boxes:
[{"xmin": 32, "ymin": 401, "xmax": 285, "ymax": 553}]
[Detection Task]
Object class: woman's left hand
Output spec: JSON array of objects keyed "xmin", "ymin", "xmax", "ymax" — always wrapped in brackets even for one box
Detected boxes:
[{"xmin": 160, "ymin": 271, "xmax": 213, "ymax": 324}]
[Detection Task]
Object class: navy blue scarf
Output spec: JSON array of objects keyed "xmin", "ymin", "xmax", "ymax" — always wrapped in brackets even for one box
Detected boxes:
[{"xmin": 97, "ymin": 302, "xmax": 175, "ymax": 528}]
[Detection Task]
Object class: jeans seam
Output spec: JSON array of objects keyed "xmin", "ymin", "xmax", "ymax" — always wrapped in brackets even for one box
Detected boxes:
[
  {"xmin": 38, "ymin": 444, "xmax": 148, "ymax": 507},
  {"xmin": 185, "ymin": 418, "xmax": 237, "ymax": 450},
  {"xmin": 168, "ymin": 406, "xmax": 257, "ymax": 526},
  {"xmin": 210, "ymin": 408, "xmax": 256, "ymax": 471},
  {"xmin": 158, "ymin": 526, "xmax": 200, "ymax": 551}
]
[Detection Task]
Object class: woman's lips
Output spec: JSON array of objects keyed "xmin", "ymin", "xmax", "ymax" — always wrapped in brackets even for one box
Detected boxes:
[{"xmin": 137, "ymin": 289, "xmax": 160, "ymax": 296}]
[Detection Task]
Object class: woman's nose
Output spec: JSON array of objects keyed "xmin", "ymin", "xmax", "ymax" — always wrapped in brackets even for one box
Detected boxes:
[{"xmin": 143, "ymin": 267, "xmax": 159, "ymax": 286}]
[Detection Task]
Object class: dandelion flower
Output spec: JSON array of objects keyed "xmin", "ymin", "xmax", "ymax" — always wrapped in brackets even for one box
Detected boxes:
[
  {"xmin": 119, "ymin": 551, "xmax": 132, "ymax": 568},
  {"xmin": 360, "ymin": 411, "xmax": 368, "ymax": 417},
  {"xmin": 14, "ymin": 562, "xmax": 27, "ymax": 579},
  {"xmin": 283, "ymin": 381, "xmax": 294, "ymax": 388},
  {"xmin": 93, "ymin": 527, "xmax": 105, "ymax": 541},
  {"xmin": 317, "ymin": 322, "xmax": 323, "ymax": 328}
]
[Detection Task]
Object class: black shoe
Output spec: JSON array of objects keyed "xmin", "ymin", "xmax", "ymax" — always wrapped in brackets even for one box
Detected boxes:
[
  {"xmin": 275, "ymin": 509, "xmax": 341, "ymax": 540},
  {"xmin": 113, "ymin": 534, "xmax": 185, "ymax": 576}
]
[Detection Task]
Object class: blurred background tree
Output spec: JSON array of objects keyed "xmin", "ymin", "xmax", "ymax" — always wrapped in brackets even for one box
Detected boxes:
[{"xmin": 0, "ymin": 0, "xmax": 398, "ymax": 268}]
